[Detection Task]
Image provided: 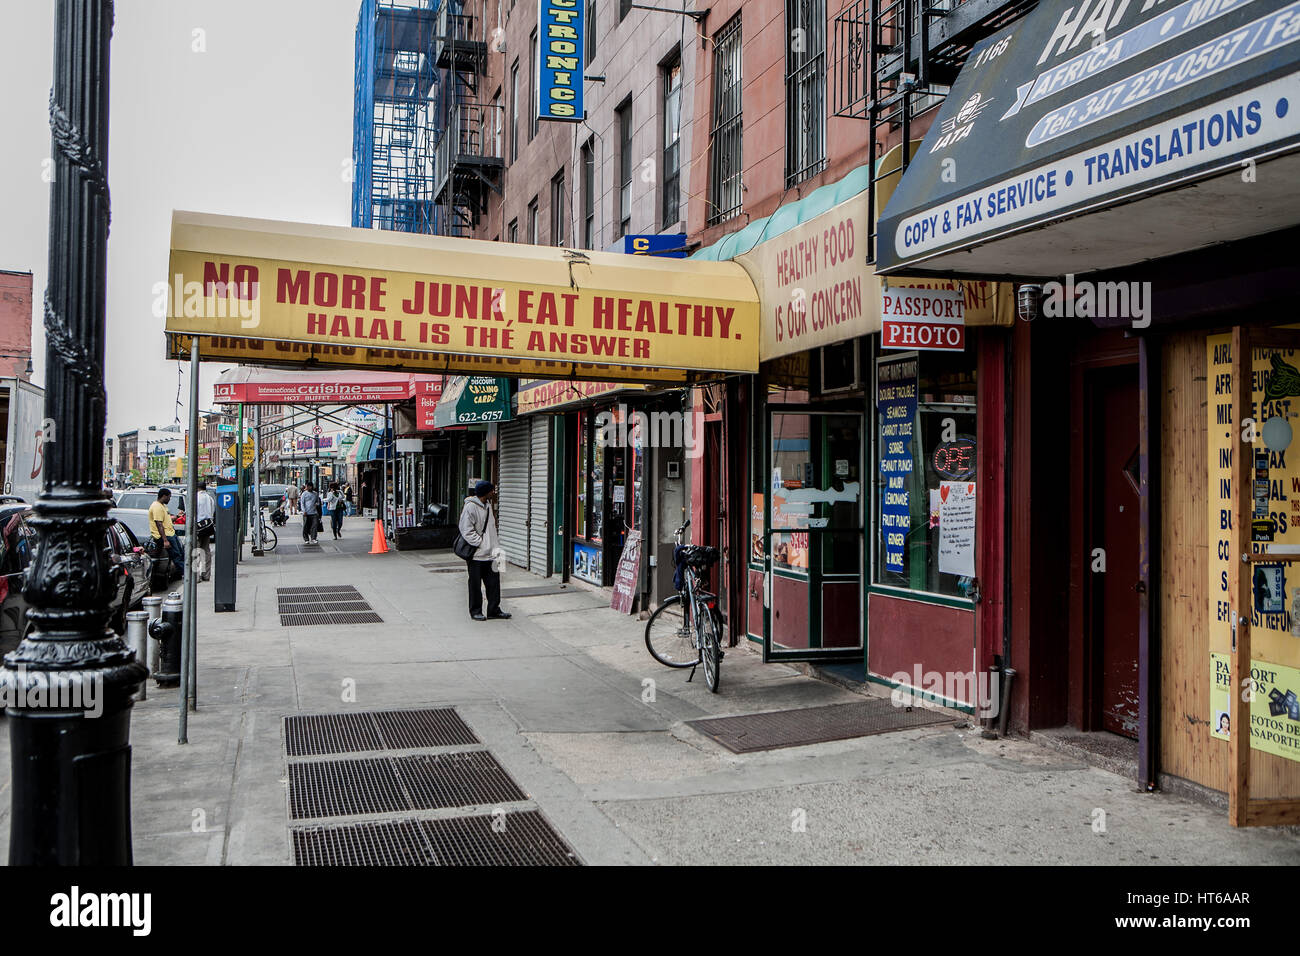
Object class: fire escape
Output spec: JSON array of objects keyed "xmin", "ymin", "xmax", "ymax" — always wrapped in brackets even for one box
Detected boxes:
[
  {"xmin": 433, "ymin": 1, "xmax": 503, "ymax": 237},
  {"xmin": 831, "ymin": 0, "xmax": 1039, "ymax": 262}
]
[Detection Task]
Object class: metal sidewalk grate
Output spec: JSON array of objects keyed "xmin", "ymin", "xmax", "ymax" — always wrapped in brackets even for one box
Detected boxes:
[
  {"xmin": 292, "ymin": 819, "xmax": 436, "ymax": 865},
  {"xmin": 686, "ymin": 698, "xmax": 954, "ymax": 753},
  {"xmin": 328, "ymin": 611, "xmax": 385, "ymax": 625},
  {"xmin": 374, "ymin": 708, "xmax": 479, "ymax": 749},
  {"xmin": 291, "ymin": 811, "xmax": 580, "ymax": 866},
  {"xmin": 420, "ymin": 811, "xmax": 580, "ymax": 866},
  {"xmin": 277, "ymin": 586, "xmax": 380, "ymax": 626},
  {"xmin": 395, "ymin": 751, "xmax": 527, "ymax": 811},
  {"xmin": 289, "ymin": 758, "xmax": 410, "ymax": 819},
  {"xmin": 285, "ymin": 708, "xmax": 480, "ymax": 757},
  {"xmin": 289, "ymin": 752, "xmax": 526, "ymax": 819},
  {"xmin": 280, "ymin": 613, "xmax": 335, "ymax": 627},
  {"xmin": 285, "ymin": 712, "xmax": 384, "ymax": 756}
]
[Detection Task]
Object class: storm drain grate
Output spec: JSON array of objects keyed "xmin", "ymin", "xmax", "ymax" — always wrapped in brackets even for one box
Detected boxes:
[
  {"xmin": 686, "ymin": 698, "xmax": 953, "ymax": 753},
  {"xmin": 292, "ymin": 811, "xmax": 579, "ymax": 866},
  {"xmin": 321, "ymin": 600, "xmax": 371, "ymax": 612},
  {"xmin": 285, "ymin": 712, "xmax": 384, "ymax": 756},
  {"xmin": 395, "ymin": 751, "xmax": 527, "ymax": 811},
  {"xmin": 285, "ymin": 708, "xmax": 479, "ymax": 757},
  {"xmin": 289, "ymin": 758, "xmax": 410, "ymax": 819},
  {"xmin": 278, "ymin": 586, "xmax": 318, "ymax": 595},
  {"xmin": 374, "ymin": 708, "xmax": 479, "ymax": 749},
  {"xmin": 289, "ymin": 752, "xmax": 526, "ymax": 819}
]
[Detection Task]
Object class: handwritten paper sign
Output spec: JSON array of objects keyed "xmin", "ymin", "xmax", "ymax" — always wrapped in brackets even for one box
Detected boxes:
[{"xmin": 938, "ymin": 481, "xmax": 976, "ymax": 577}]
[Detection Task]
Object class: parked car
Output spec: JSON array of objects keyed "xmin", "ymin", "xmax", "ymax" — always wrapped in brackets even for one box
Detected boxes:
[
  {"xmin": 257, "ymin": 483, "xmax": 289, "ymax": 512},
  {"xmin": 0, "ymin": 505, "xmax": 149, "ymax": 653},
  {"xmin": 0, "ymin": 505, "xmax": 37, "ymax": 653},
  {"xmin": 114, "ymin": 488, "xmax": 186, "ymax": 537},
  {"xmin": 110, "ymin": 507, "xmax": 181, "ymax": 591}
]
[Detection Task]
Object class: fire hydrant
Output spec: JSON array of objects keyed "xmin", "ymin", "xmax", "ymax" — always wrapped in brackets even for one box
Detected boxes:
[{"xmin": 148, "ymin": 591, "xmax": 183, "ymax": 688}]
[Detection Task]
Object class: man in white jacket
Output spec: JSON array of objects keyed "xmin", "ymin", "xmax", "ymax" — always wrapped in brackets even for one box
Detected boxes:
[{"xmin": 458, "ymin": 480, "xmax": 511, "ymax": 621}]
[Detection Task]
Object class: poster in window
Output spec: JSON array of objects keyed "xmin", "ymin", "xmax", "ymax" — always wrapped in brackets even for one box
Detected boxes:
[
  {"xmin": 877, "ymin": 357, "xmax": 918, "ymax": 573},
  {"xmin": 937, "ymin": 481, "xmax": 976, "ymax": 577}
]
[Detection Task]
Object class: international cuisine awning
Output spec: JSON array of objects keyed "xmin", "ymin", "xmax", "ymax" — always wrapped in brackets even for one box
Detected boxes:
[
  {"xmin": 164, "ymin": 211, "xmax": 760, "ymax": 383},
  {"xmin": 876, "ymin": 0, "xmax": 1300, "ymax": 278},
  {"xmin": 213, "ymin": 367, "xmax": 444, "ymax": 405}
]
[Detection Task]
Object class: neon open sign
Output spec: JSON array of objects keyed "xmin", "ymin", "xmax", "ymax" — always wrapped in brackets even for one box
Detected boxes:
[{"xmin": 932, "ymin": 437, "xmax": 976, "ymax": 481}]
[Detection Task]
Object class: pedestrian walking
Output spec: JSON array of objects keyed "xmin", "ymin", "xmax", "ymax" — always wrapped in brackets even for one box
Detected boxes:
[
  {"xmin": 299, "ymin": 483, "xmax": 321, "ymax": 544},
  {"xmin": 285, "ymin": 482, "xmax": 300, "ymax": 515},
  {"xmin": 344, "ymin": 482, "xmax": 355, "ymax": 516},
  {"xmin": 326, "ymin": 482, "xmax": 346, "ymax": 539},
  {"xmin": 193, "ymin": 480, "xmax": 216, "ymax": 582},
  {"xmin": 148, "ymin": 487, "xmax": 184, "ymax": 576},
  {"xmin": 457, "ymin": 480, "xmax": 510, "ymax": 622}
]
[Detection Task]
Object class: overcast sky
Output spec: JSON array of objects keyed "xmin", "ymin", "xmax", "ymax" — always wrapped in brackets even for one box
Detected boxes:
[{"xmin": 0, "ymin": 0, "xmax": 360, "ymax": 438}]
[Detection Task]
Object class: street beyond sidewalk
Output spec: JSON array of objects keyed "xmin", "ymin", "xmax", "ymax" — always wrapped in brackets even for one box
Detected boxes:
[{"xmin": 0, "ymin": 513, "xmax": 1294, "ymax": 866}]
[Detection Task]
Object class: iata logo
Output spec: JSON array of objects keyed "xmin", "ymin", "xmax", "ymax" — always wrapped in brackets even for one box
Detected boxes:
[{"xmin": 929, "ymin": 93, "xmax": 993, "ymax": 153}]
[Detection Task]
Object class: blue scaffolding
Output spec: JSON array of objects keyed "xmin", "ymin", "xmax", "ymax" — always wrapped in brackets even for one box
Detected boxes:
[{"xmin": 353, "ymin": 0, "xmax": 501, "ymax": 238}]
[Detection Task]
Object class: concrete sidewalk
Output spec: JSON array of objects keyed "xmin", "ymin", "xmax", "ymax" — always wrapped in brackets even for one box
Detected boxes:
[{"xmin": 1, "ymin": 512, "xmax": 1296, "ymax": 865}]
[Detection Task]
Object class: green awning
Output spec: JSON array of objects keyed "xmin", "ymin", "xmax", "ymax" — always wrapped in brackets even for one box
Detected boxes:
[
  {"xmin": 691, "ymin": 162, "xmax": 877, "ymax": 262},
  {"xmin": 433, "ymin": 376, "xmax": 513, "ymax": 427},
  {"xmin": 349, "ymin": 433, "xmax": 373, "ymax": 463}
]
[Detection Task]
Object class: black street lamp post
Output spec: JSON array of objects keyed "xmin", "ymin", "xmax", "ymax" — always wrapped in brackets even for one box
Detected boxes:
[{"xmin": 0, "ymin": 0, "xmax": 146, "ymax": 865}]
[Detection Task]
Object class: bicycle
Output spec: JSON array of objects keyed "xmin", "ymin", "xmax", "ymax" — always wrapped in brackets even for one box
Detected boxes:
[
  {"xmin": 644, "ymin": 520, "xmax": 724, "ymax": 692},
  {"xmin": 256, "ymin": 508, "xmax": 278, "ymax": 553}
]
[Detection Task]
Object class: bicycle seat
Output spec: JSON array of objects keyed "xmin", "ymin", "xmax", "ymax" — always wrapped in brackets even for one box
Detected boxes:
[{"xmin": 678, "ymin": 545, "xmax": 720, "ymax": 568}]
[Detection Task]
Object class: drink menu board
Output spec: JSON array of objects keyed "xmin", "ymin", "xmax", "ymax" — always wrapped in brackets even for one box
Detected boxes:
[{"xmin": 877, "ymin": 356, "xmax": 918, "ymax": 573}]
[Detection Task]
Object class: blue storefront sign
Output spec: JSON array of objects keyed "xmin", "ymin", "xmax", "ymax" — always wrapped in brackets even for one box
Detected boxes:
[
  {"xmin": 609, "ymin": 234, "xmax": 689, "ymax": 258},
  {"xmin": 537, "ymin": 0, "xmax": 585, "ymax": 122},
  {"xmin": 877, "ymin": 355, "xmax": 918, "ymax": 574}
]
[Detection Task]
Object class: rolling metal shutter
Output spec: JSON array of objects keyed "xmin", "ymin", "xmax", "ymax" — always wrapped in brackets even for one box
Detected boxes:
[
  {"xmin": 496, "ymin": 421, "xmax": 530, "ymax": 568},
  {"xmin": 528, "ymin": 417, "xmax": 551, "ymax": 575}
]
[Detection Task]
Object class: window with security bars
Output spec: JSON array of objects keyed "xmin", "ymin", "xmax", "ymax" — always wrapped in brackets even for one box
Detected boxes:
[
  {"xmin": 662, "ymin": 56, "xmax": 682, "ymax": 229},
  {"xmin": 786, "ymin": 0, "xmax": 827, "ymax": 186},
  {"xmin": 709, "ymin": 15, "xmax": 743, "ymax": 226}
]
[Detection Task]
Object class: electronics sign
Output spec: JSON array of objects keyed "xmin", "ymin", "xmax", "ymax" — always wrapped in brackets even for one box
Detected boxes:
[{"xmin": 537, "ymin": 0, "xmax": 584, "ymax": 121}]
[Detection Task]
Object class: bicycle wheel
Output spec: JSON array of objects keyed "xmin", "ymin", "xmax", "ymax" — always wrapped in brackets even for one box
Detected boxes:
[
  {"xmin": 698, "ymin": 602, "xmax": 722, "ymax": 693},
  {"xmin": 261, "ymin": 526, "xmax": 277, "ymax": 552},
  {"xmin": 645, "ymin": 595, "xmax": 699, "ymax": 668}
]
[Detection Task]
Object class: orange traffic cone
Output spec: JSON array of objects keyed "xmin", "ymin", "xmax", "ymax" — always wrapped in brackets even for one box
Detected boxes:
[{"xmin": 369, "ymin": 518, "xmax": 389, "ymax": 554}]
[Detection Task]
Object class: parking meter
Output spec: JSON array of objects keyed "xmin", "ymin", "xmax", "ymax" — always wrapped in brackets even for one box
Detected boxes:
[{"xmin": 214, "ymin": 483, "xmax": 238, "ymax": 612}]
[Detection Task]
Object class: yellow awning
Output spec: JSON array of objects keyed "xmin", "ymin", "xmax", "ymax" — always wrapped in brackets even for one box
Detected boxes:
[{"xmin": 164, "ymin": 211, "xmax": 760, "ymax": 383}]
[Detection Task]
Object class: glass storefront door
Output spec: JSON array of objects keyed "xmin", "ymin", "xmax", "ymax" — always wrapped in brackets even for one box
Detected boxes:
[{"xmin": 762, "ymin": 408, "xmax": 865, "ymax": 661}]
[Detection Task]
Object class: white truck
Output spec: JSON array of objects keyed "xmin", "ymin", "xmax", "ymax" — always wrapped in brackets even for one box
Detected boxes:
[{"xmin": 0, "ymin": 378, "xmax": 46, "ymax": 504}]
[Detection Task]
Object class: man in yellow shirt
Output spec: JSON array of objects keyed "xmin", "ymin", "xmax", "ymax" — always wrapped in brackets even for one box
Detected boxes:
[{"xmin": 149, "ymin": 488, "xmax": 184, "ymax": 575}]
